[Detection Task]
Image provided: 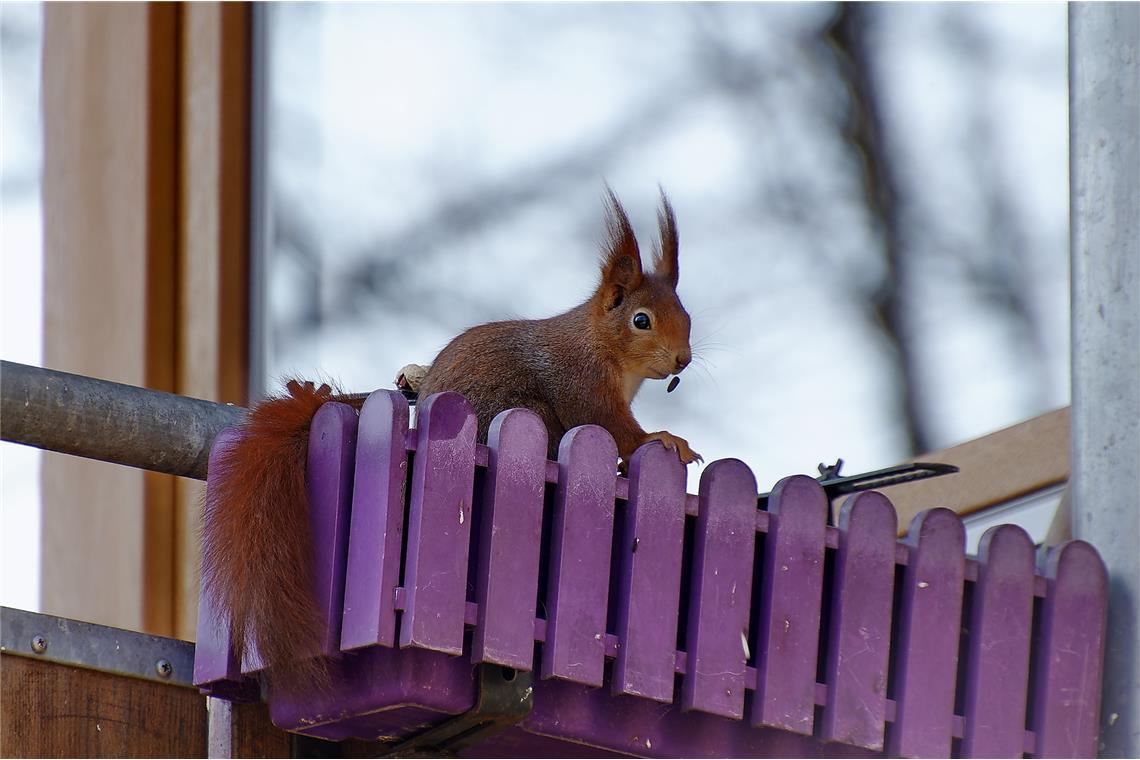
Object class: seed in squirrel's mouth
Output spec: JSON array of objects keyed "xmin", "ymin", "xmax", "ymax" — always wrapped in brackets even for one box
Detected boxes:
[{"xmin": 667, "ymin": 376, "xmax": 680, "ymax": 393}]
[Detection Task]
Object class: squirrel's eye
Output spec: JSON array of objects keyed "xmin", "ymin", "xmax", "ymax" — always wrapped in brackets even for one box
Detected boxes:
[{"xmin": 633, "ymin": 312, "xmax": 651, "ymax": 330}]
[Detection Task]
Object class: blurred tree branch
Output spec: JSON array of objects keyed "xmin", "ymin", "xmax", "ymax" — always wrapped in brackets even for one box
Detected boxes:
[
  {"xmin": 827, "ymin": 2, "xmax": 931, "ymax": 455},
  {"xmin": 276, "ymin": 84, "xmax": 694, "ymax": 342}
]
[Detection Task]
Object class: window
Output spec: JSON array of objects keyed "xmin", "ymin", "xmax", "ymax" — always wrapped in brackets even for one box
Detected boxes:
[{"xmin": 1, "ymin": 2, "xmax": 44, "ymax": 612}]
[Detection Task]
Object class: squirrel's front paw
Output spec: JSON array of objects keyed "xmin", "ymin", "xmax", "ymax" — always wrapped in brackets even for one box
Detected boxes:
[{"xmin": 643, "ymin": 431, "xmax": 703, "ymax": 465}]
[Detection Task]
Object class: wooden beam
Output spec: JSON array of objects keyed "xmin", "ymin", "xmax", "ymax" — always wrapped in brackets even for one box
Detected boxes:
[
  {"xmin": 873, "ymin": 407, "xmax": 1070, "ymax": 535},
  {"xmin": 41, "ymin": 3, "xmax": 181, "ymax": 635},
  {"xmin": 176, "ymin": 2, "xmax": 251, "ymax": 640},
  {"xmin": 0, "ymin": 655, "xmax": 207, "ymax": 758},
  {"xmin": 41, "ymin": 3, "xmax": 252, "ymax": 638},
  {"xmin": 1, "ymin": 653, "xmax": 288, "ymax": 757}
]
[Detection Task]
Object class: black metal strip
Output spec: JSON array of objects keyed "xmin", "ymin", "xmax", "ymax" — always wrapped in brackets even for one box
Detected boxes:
[
  {"xmin": 757, "ymin": 461, "xmax": 960, "ymax": 509},
  {"xmin": 377, "ymin": 664, "xmax": 534, "ymax": 757},
  {"xmin": 0, "ymin": 606, "xmax": 197, "ymax": 688}
]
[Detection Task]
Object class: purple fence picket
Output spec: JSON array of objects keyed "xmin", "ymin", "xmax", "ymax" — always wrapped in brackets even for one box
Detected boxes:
[
  {"xmin": 471, "ymin": 408, "xmax": 548, "ymax": 670},
  {"xmin": 961, "ymin": 524, "xmax": 1035, "ymax": 758},
  {"xmin": 340, "ymin": 390, "xmax": 410, "ymax": 651},
  {"xmin": 889, "ymin": 508, "xmax": 965, "ymax": 758},
  {"xmin": 194, "ymin": 390, "xmax": 1112, "ymax": 756},
  {"xmin": 1032, "ymin": 540, "xmax": 1108, "ymax": 759},
  {"xmin": 194, "ymin": 427, "xmax": 246, "ymax": 690},
  {"xmin": 305, "ymin": 402, "xmax": 359, "ymax": 658},
  {"xmin": 751, "ymin": 474, "xmax": 828, "ymax": 735},
  {"xmin": 821, "ymin": 491, "xmax": 898, "ymax": 751},
  {"xmin": 399, "ymin": 392, "xmax": 478, "ymax": 655},
  {"xmin": 193, "ymin": 576, "xmax": 243, "ymax": 689},
  {"xmin": 540, "ymin": 425, "xmax": 619, "ymax": 687},
  {"xmin": 612, "ymin": 442, "xmax": 688, "ymax": 703},
  {"xmin": 682, "ymin": 458, "xmax": 758, "ymax": 719}
]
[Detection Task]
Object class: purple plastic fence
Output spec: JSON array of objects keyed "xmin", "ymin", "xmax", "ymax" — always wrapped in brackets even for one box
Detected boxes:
[
  {"xmin": 195, "ymin": 392, "xmax": 1109, "ymax": 758},
  {"xmin": 541, "ymin": 426, "xmax": 617, "ymax": 687},
  {"xmin": 821, "ymin": 491, "xmax": 896, "ymax": 751}
]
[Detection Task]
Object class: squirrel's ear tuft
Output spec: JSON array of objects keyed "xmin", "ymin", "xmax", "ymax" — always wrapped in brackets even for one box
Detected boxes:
[
  {"xmin": 600, "ymin": 186, "xmax": 643, "ymax": 309},
  {"xmin": 652, "ymin": 188, "xmax": 679, "ymax": 289}
]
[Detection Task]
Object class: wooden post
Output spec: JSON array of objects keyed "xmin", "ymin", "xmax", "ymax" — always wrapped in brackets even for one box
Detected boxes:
[{"xmin": 41, "ymin": 3, "xmax": 250, "ymax": 637}]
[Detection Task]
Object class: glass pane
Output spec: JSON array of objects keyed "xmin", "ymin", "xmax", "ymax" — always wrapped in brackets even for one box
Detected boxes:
[
  {"xmin": 1, "ymin": 1, "xmax": 44, "ymax": 611},
  {"xmin": 259, "ymin": 3, "xmax": 1068, "ymax": 490}
]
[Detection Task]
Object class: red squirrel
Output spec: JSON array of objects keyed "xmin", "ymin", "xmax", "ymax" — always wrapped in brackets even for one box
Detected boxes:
[{"xmin": 202, "ymin": 189, "xmax": 699, "ymax": 688}]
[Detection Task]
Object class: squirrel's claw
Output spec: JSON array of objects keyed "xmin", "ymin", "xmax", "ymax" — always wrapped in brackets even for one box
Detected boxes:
[{"xmin": 643, "ymin": 431, "xmax": 701, "ymax": 466}]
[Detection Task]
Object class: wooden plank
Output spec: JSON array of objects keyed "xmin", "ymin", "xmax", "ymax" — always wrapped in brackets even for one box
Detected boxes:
[
  {"xmin": 961, "ymin": 524, "xmax": 1035, "ymax": 758},
  {"xmin": 341, "ymin": 391, "xmax": 411, "ymax": 651},
  {"xmin": 0, "ymin": 654, "xmax": 206, "ymax": 758},
  {"xmin": 179, "ymin": 0, "xmax": 250, "ymax": 417},
  {"xmin": 41, "ymin": 2, "xmax": 252, "ymax": 641},
  {"xmin": 751, "ymin": 475, "xmax": 828, "ymax": 735},
  {"xmin": 612, "ymin": 442, "xmax": 687, "ymax": 703},
  {"xmin": 541, "ymin": 425, "xmax": 618, "ymax": 686},
  {"xmin": 231, "ymin": 702, "xmax": 293, "ymax": 759},
  {"xmin": 41, "ymin": 2, "xmax": 180, "ymax": 636},
  {"xmin": 889, "ymin": 508, "xmax": 965, "ymax": 758},
  {"xmin": 821, "ymin": 491, "xmax": 897, "ymax": 750},
  {"xmin": 682, "ymin": 458, "xmax": 757, "ymax": 719},
  {"xmin": 176, "ymin": 1, "xmax": 251, "ymax": 642},
  {"xmin": 399, "ymin": 392, "xmax": 478, "ymax": 654},
  {"xmin": 1032, "ymin": 540, "xmax": 1108, "ymax": 758},
  {"xmin": 877, "ymin": 407, "xmax": 1070, "ymax": 532},
  {"xmin": 471, "ymin": 409, "xmax": 547, "ymax": 670},
  {"xmin": 140, "ymin": 0, "xmax": 181, "ymax": 639}
]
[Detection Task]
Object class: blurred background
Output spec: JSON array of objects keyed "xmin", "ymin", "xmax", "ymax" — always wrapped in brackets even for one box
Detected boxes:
[
  {"xmin": 1, "ymin": 3, "xmax": 1068, "ymax": 627},
  {"xmin": 258, "ymin": 3, "xmax": 1069, "ymax": 486}
]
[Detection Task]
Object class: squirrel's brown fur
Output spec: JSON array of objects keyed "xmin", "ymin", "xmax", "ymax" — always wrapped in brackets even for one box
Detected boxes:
[
  {"xmin": 418, "ymin": 188, "xmax": 698, "ymax": 462},
  {"xmin": 201, "ymin": 189, "xmax": 698, "ymax": 689}
]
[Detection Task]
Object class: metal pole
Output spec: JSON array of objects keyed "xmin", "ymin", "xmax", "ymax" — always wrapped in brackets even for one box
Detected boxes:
[
  {"xmin": 1070, "ymin": 4, "xmax": 1140, "ymax": 757},
  {"xmin": 207, "ymin": 697, "xmax": 235, "ymax": 759},
  {"xmin": 0, "ymin": 360, "xmax": 247, "ymax": 480}
]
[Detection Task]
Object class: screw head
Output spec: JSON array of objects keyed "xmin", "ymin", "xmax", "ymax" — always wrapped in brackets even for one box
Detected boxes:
[
  {"xmin": 30, "ymin": 635, "xmax": 48, "ymax": 654},
  {"xmin": 155, "ymin": 659, "xmax": 173, "ymax": 679}
]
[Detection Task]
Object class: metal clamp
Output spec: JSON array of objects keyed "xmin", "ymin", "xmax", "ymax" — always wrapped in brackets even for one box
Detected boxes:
[
  {"xmin": 378, "ymin": 664, "xmax": 534, "ymax": 758},
  {"xmin": 0, "ymin": 606, "xmax": 196, "ymax": 688},
  {"xmin": 757, "ymin": 459, "xmax": 959, "ymax": 509}
]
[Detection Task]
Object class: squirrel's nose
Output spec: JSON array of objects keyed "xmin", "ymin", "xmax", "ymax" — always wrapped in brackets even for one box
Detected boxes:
[{"xmin": 674, "ymin": 352, "xmax": 691, "ymax": 372}]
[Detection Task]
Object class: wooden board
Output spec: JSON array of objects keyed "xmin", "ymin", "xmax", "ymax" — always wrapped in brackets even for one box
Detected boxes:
[
  {"xmin": 876, "ymin": 407, "xmax": 1069, "ymax": 532},
  {"xmin": 41, "ymin": 1, "xmax": 180, "ymax": 636},
  {"xmin": 176, "ymin": 2, "xmax": 252, "ymax": 641},
  {"xmin": 0, "ymin": 654, "xmax": 206, "ymax": 758},
  {"xmin": 41, "ymin": 3, "xmax": 253, "ymax": 640}
]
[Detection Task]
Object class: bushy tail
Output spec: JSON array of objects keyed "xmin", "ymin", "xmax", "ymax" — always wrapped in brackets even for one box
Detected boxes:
[{"xmin": 201, "ymin": 379, "xmax": 339, "ymax": 689}]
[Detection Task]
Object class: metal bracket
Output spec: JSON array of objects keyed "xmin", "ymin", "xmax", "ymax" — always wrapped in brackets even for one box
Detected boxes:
[
  {"xmin": 0, "ymin": 606, "xmax": 196, "ymax": 688},
  {"xmin": 757, "ymin": 460, "xmax": 959, "ymax": 509},
  {"xmin": 818, "ymin": 459, "xmax": 959, "ymax": 499},
  {"xmin": 378, "ymin": 664, "xmax": 534, "ymax": 757}
]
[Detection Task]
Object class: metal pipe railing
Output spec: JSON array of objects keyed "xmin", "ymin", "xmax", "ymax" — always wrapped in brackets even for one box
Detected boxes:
[{"xmin": 0, "ymin": 360, "xmax": 247, "ymax": 480}]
